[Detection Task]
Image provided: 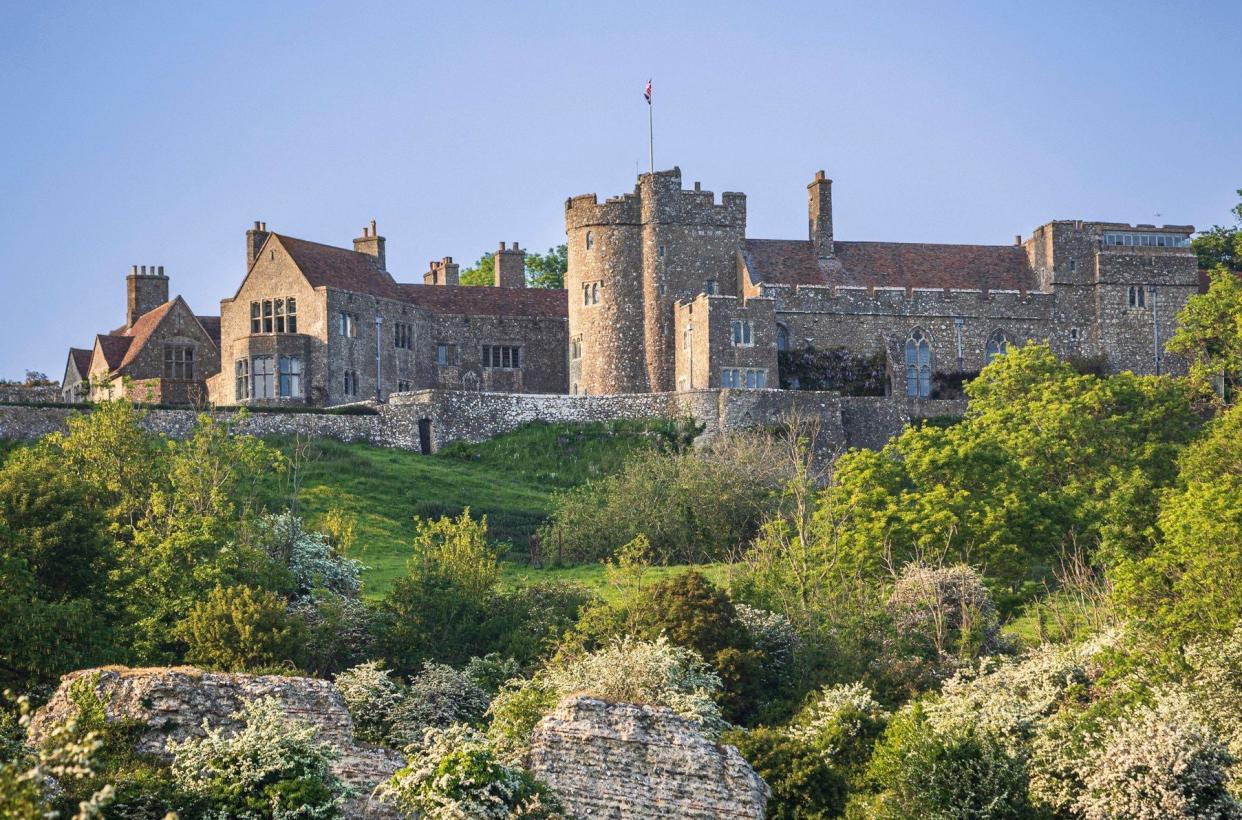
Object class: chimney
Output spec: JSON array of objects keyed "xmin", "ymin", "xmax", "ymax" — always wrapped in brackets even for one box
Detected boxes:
[
  {"xmin": 808, "ymin": 170, "xmax": 834, "ymax": 259},
  {"xmin": 423, "ymin": 256, "xmax": 460, "ymax": 286},
  {"xmin": 354, "ymin": 220, "xmax": 387, "ymax": 271},
  {"xmin": 246, "ymin": 220, "xmax": 271, "ymax": 269},
  {"xmin": 126, "ymin": 263, "xmax": 169, "ymax": 327},
  {"xmin": 1014, "ymin": 234, "xmax": 1022, "ymax": 246},
  {"xmin": 494, "ymin": 241, "xmax": 526, "ymax": 288}
]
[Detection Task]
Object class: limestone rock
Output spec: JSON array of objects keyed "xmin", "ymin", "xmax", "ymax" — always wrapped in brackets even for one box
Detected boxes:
[
  {"xmin": 528, "ymin": 695, "xmax": 769, "ymax": 819},
  {"xmin": 28, "ymin": 666, "xmax": 401, "ymax": 819}
]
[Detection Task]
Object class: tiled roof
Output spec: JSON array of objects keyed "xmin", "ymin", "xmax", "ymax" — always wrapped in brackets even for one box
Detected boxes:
[
  {"xmin": 274, "ymin": 234, "xmax": 402, "ymax": 300},
  {"xmin": 398, "ymin": 283, "xmax": 568, "ymax": 318},
  {"xmin": 95, "ymin": 335, "xmax": 133, "ymax": 370},
  {"xmin": 68, "ymin": 348, "xmax": 92, "ymax": 377},
  {"xmin": 744, "ymin": 238, "xmax": 1038, "ymax": 292},
  {"xmin": 116, "ymin": 300, "xmax": 177, "ymax": 370},
  {"xmin": 196, "ymin": 315, "xmax": 221, "ymax": 347}
]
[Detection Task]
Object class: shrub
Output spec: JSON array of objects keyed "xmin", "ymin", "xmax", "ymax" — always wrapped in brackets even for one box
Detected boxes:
[
  {"xmin": 725, "ymin": 726, "xmax": 846, "ymax": 819},
  {"xmin": 289, "ymin": 590, "xmax": 371, "ymax": 676},
  {"xmin": 465, "ymin": 654, "xmax": 523, "ymax": 696},
  {"xmin": 488, "ymin": 636, "xmax": 724, "ymax": 756},
  {"xmin": 387, "ymin": 663, "xmax": 490, "ymax": 747},
  {"xmin": 169, "ymin": 696, "xmax": 348, "ymax": 819},
  {"xmin": 260, "ymin": 513, "xmax": 363, "ymax": 599},
  {"xmin": 334, "ymin": 661, "xmax": 403, "ymax": 745},
  {"xmin": 181, "ymin": 585, "xmax": 299, "ymax": 672},
  {"xmin": 379, "ymin": 724, "xmax": 563, "ymax": 819},
  {"xmin": 792, "ymin": 682, "xmax": 889, "ymax": 780}
]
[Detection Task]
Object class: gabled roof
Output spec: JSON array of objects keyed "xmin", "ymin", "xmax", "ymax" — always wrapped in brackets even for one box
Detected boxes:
[
  {"xmin": 115, "ymin": 299, "xmax": 178, "ymax": 370},
  {"xmin": 67, "ymin": 348, "xmax": 92, "ymax": 378},
  {"xmin": 743, "ymin": 238, "xmax": 1038, "ymax": 292},
  {"xmin": 273, "ymin": 234, "xmax": 402, "ymax": 300},
  {"xmin": 196, "ymin": 315, "xmax": 221, "ymax": 347},
  {"xmin": 92, "ymin": 297, "xmax": 219, "ymax": 376},
  {"xmin": 397, "ymin": 283, "xmax": 568, "ymax": 319},
  {"xmin": 95, "ymin": 334, "xmax": 134, "ymax": 370}
]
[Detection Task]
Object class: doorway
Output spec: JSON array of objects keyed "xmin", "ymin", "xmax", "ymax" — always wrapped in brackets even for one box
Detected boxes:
[{"xmin": 417, "ymin": 418, "xmax": 432, "ymax": 455}]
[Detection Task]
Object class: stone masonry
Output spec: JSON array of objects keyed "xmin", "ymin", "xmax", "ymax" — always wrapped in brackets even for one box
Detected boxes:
[{"xmin": 528, "ymin": 695, "xmax": 769, "ymax": 819}]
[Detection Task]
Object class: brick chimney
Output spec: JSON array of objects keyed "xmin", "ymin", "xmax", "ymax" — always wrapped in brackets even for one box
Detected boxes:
[
  {"xmin": 424, "ymin": 256, "xmax": 460, "ymax": 286},
  {"xmin": 808, "ymin": 170, "xmax": 834, "ymax": 259},
  {"xmin": 126, "ymin": 264, "xmax": 169, "ymax": 327},
  {"xmin": 354, "ymin": 219, "xmax": 387, "ymax": 271},
  {"xmin": 494, "ymin": 241, "xmax": 526, "ymax": 288},
  {"xmin": 246, "ymin": 221, "xmax": 270, "ymax": 269}
]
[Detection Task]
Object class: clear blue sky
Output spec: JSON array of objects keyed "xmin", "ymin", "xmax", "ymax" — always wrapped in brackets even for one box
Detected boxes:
[{"xmin": 1, "ymin": 0, "xmax": 1239, "ymax": 380}]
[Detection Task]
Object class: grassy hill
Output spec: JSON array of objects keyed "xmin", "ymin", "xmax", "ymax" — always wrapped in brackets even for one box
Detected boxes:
[{"xmin": 258, "ymin": 419, "xmax": 698, "ymax": 596}]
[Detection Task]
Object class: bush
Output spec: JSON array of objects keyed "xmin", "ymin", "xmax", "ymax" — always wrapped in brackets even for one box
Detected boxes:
[
  {"xmin": 181, "ymin": 585, "xmax": 299, "ymax": 672},
  {"xmin": 465, "ymin": 653, "xmax": 523, "ymax": 696},
  {"xmin": 387, "ymin": 663, "xmax": 491, "ymax": 748},
  {"xmin": 289, "ymin": 590, "xmax": 371, "ymax": 676},
  {"xmin": 260, "ymin": 513, "xmax": 363, "ymax": 599},
  {"xmin": 169, "ymin": 696, "xmax": 348, "ymax": 819},
  {"xmin": 791, "ymin": 682, "xmax": 889, "ymax": 782},
  {"xmin": 379, "ymin": 724, "xmax": 563, "ymax": 819},
  {"xmin": 334, "ymin": 661, "xmax": 403, "ymax": 745},
  {"xmin": 724, "ymin": 726, "xmax": 846, "ymax": 819}
]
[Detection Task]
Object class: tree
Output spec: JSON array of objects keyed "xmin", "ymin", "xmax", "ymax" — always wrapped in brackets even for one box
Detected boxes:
[
  {"xmin": 460, "ymin": 252, "xmax": 495, "ymax": 286},
  {"xmin": 1190, "ymin": 188, "xmax": 1242, "ymax": 271},
  {"xmin": 181, "ymin": 584, "xmax": 299, "ymax": 672},
  {"xmin": 525, "ymin": 245, "xmax": 567, "ymax": 289},
  {"xmin": 1166, "ymin": 267, "xmax": 1242, "ymax": 402}
]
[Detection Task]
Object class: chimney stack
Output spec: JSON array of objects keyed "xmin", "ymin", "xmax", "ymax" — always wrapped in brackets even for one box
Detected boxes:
[
  {"xmin": 808, "ymin": 170, "xmax": 834, "ymax": 259},
  {"xmin": 354, "ymin": 220, "xmax": 387, "ymax": 271},
  {"xmin": 423, "ymin": 256, "xmax": 460, "ymax": 286},
  {"xmin": 247, "ymin": 220, "xmax": 271, "ymax": 269},
  {"xmin": 494, "ymin": 240, "xmax": 526, "ymax": 288},
  {"xmin": 126, "ymin": 262, "xmax": 169, "ymax": 327}
]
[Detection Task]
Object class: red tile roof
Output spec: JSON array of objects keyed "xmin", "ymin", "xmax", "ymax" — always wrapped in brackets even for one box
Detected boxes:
[
  {"xmin": 116, "ymin": 300, "xmax": 177, "ymax": 370},
  {"xmin": 95, "ymin": 335, "xmax": 134, "ymax": 370},
  {"xmin": 744, "ymin": 239, "xmax": 1037, "ymax": 292},
  {"xmin": 68, "ymin": 348, "xmax": 93, "ymax": 377},
  {"xmin": 398, "ymin": 283, "xmax": 568, "ymax": 318},
  {"xmin": 274, "ymin": 234, "xmax": 403, "ymax": 300}
]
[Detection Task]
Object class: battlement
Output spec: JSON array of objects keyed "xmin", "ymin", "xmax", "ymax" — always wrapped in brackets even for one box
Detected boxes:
[
  {"xmin": 765, "ymin": 282, "xmax": 1055, "ymax": 321},
  {"xmin": 566, "ymin": 167, "xmax": 745, "ymax": 230}
]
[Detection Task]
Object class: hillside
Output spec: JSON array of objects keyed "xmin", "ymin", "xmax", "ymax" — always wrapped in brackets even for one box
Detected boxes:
[{"xmin": 257, "ymin": 418, "xmax": 698, "ymax": 595}]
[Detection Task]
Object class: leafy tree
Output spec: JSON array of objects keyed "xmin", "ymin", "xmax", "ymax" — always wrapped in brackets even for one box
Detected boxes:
[
  {"xmin": 181, "ymin": 585, "xmax": 300, "ymax": 672},
  {"xmin": 1166, "ymin": 267, "xmax": 1242, "ymax": 402},
  {"xmin": 386, "ymin": 663, "xmax": 491, "ymax": 747},
  {"xmin": 460, "ymin": 252, "xmax": 495, "ymax": 286},
  {"xmin": 525, "ymin": 244, "xmax": 568, "ymax": 289},
  {"xmin": 723, "ymin": 726, "xmax": 846, "ymax": 819},
  {"xmin": 1190, "ymin": 188, "xmax": 1242, "ymax": 271}
]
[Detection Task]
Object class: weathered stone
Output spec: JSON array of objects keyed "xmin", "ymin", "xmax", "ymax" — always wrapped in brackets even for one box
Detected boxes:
[
  {"xmin": 28, "ymin": 666, "xmax": 401, "ymax": 819},
  {"xmin": 528, "ymin": 695, "xmax": 769, "ymax": 819}
]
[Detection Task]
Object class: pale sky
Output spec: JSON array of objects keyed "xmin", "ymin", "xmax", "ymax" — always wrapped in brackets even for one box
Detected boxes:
[{"xmin": 1, "ymin": 0, "xmax": 1239, "ymax": 379}]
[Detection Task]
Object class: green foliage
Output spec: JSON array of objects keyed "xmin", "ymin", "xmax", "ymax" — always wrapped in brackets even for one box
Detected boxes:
[
  {"xmin": 724, "ymin": 726, "xmax": 846, "ymax": 819},
  {"xmin": 380, "ymin": 724, "xmax": 563, "ymax": 818},
  {"xmin": 525, "ymin": 244, "xmax": 568, "ymax": 289},
  {"xmin": 778, "ymin": 346, "xmax": 887, "ymax": 395},
  {"xmin": 1166, "ymin": 266, "xmax": 1242, "ymax": 401},
  {"xmin": 538, "ymin": 434, "xmax": 784, "ymax": 565},
  {"xmin": 335, "ymin": 661, "xmax": 403, "ymax": 745},
  {"xmin": 459, "ymin": 252, "xmax": 495, "ymax": 286},
  {"xmin": 181, "ymin": 585, "xmax": 299, "ymax": 672},
  {"xmin": 386, "ymin": 663, "xmax": 491, "ymax": 747},
  {"xmin": 1190, "ymin": 189, "xmax": 1242, "ymax": 271},
  {"xmin": 169, "ymin": 697, "xmax": 348, "ymax": 819}
]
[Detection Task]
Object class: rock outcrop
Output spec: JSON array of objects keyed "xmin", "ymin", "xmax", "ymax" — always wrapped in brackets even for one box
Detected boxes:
[
  {"xmin": 529, "ymin": 695, "xmax": 769, "ymax": 819},
  {"xmin": 28, "ymin": 666, "xmax": 401, "ymax": 819}
]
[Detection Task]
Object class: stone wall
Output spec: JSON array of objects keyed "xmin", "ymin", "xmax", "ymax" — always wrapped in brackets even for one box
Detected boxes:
[
  {"xmin": 529, "ymin": 695, "xmax": 768, "ymax": 819},
  {"xmin": 840, "ymin": 396, "xmax": 968, "ymax": 450},
  {"xmin": 0, "ymin": 384, "xmax": 63, "ymax": 404},
  {"xmin": 29, "ymin": 666, "xmax": 400, "ymax": 819}
]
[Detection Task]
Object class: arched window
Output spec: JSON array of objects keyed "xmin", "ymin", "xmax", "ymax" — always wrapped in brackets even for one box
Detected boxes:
[
  {"xmin": 776, "ymin": 324, "xmax": 789, "ymax": 352},
  {"xmin": 985, "ymin": 330, "xmax": 1010, "ymax": 364},
  {"xmin": 591, "ymin": 283, "xmax": 599, "ymax": 304},
  {"xmin": 585, "ymin": 231, "xmax": 594, "ymax": 251},
  {"xmin": 905, "ymin": 328, "xmax": 932, "ymax": 398},
  {"xmin": 582, "ymin": 284, "xmax": 590, "ymax": 305}
]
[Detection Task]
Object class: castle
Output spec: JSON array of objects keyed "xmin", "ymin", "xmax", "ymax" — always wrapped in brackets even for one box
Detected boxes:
[{"xmin": 62, "ymin": 167, "xmax": 1199, "ymax": 407}]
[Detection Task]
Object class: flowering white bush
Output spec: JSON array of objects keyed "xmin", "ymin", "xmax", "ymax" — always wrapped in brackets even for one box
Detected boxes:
[
  {"xmin": 487, "ymin": 636, "xmax": 724, "ymax": 756},
  {"xmin": 791, "ymin": 682, "xmax": 888, "ymax": 762},
  {"xmin": 263, "ymin": 513, "xmax": 363, "ymax": 599},
  {"xmin": 169, "ymin": 696, "xmax": 348, "ymax": 819},
  {"xmin": 334, "ymin": 661, "xmax": 403, "ymax": 745},
  {"xmin": 1186, "ymin": 624, "xmax": 1242, "ymax": 788},
  {"xmin": 735, "ymin": 604, "xmax": 797, "ymax": 670},
  {"xmin": 887, "ymin": 563, "xmax": 1005, "ymax": 662},
  {"xmin": 379, "ymin": 724, "xmax": 563, "ymax": 819},
  {"xmin": 1074, "ymin": 689, "xmax": 1240, "ymax": 820},
  {"xmin": 387, "ymin": 663, "xmax": 491, "ymax": 748}
]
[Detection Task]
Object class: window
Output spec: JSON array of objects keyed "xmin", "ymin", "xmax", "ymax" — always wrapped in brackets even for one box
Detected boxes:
[
  {"xmin": 1070, "ymin": 328, "xmax": 1079, "ymax": 341},
  {"xmin": 905, "ymin": 328, "xmax": 932, "ymax": 398},
  {"xmin": 704, "ymin": 279, "xmax": 718, "ymax": 295},
  {"xmin": 274, "ymin": 299, "xmax": 285, "ymax": 333},
  {"xmin": 586, "ymin": 231, "xmax": 594, "ymax": 250},
  {"xmin": 731, "ymin": 319, "xmax": 754, "ymax": 347},
  {"xmin": 985, "ymin": 330, "xmax": 1010, "ymax": 364},
  {"xmin": 234, "ymin": 359, "xmax": 249, "ymax": 400},
  {"xmin": 250, "ymin": 302, "xmax": 261, "ymax": 333},
  {"xmin": 435, "ymin": 343, "xmax": 453, "ymax": 366},
  {"xmin": 776, "ymin": 324, "xmax": 789, "ymax": 352},
  {"xmin": 591, "ymin": 283, "xmax": 599, "ymax": 304},
  {"xmin": 250, "ymin": 298, "xmax": 297, "ymax": 334},
  {"xmin": 1128, "ymin": 286, "xmax": 1147, "ymax": 308},
  {"xmin": 1069, "ymin": 260, "xmax": 1077, "ymax": 273},
  {"xmin": 278, "ymin": 356, "xmax": 302, "ymax": 398},
  {"xmin": 338, "ymin": 312, "xmax": 357, "ymax": 337},
  {"xmin": 571, "ymin": 337, "xmax": 583, "ymax": 360},
  {"xmin": 394, "ymin": 322, "xmax": 413, "ymax": 349},
  {"xmin": 397, "ymin": 380, "xmax": 411, "ymax": 392},
  {"xmin": 721, "ymin": 368, "xmax": 767, "ymax": 389},
  {"xmin": 343, "ymin": 370, "xmax": 358, "ymax": 397},
  {"xmin": 286, "ymin": 298, "xmax": 297, "ymax": 333},
  {"xmin": 482, "ymin": 345, "xmax": 521, "ymax": 369},
  {"xmin": 683, "ymin": 326, "xmax": 692, "ymax": 351},
  {"xmin": 163, "ymin": 345, "xmax": 195, "ymax": 380},
  {"xmin": 658, "ymin": 245, "xmax": 666, "ymax": 258},
  {"xmin": 252, "ymin": 355, "xmax": 275, "ymax": 399},
  {"xmin": 262, "ymin": 300, "xmax": 274, "ymax": 333},
  {"xmin": 1104, "ymin": 232, "xmax": 1190, "ymax": 248}
]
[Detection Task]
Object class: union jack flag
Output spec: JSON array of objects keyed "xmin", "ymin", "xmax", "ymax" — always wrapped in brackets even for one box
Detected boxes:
[{"xmin": 644, "ymin": 79, "xmax": 652, "ymax": 104}]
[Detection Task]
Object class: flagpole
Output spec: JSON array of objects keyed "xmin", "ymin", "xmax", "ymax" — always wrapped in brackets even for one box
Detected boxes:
[{"xmin": 647, "ymin": 81, "xmax": 654, "ymax": 174}]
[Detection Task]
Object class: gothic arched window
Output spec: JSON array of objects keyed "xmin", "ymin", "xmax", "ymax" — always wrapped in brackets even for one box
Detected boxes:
[
  {"xmin": 905, "ymin": 327, "xmax": 932, "ymax": 398},
  {"xmin": 776, "ymin": 324, "xmax": 789, "ymax": 352},
  {"xmin": 985, "ymin": 330, "xmax": 1010, "ymax": 364}
]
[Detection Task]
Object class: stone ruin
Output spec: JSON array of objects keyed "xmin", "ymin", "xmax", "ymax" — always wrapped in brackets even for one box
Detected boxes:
[
  {"xmin": 529, "ymin": 695, "xmax": 769, "ymax": 819},
  {"xmin": 28, "ymin": 666, "xmax": 401, "ymax": 819}
]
